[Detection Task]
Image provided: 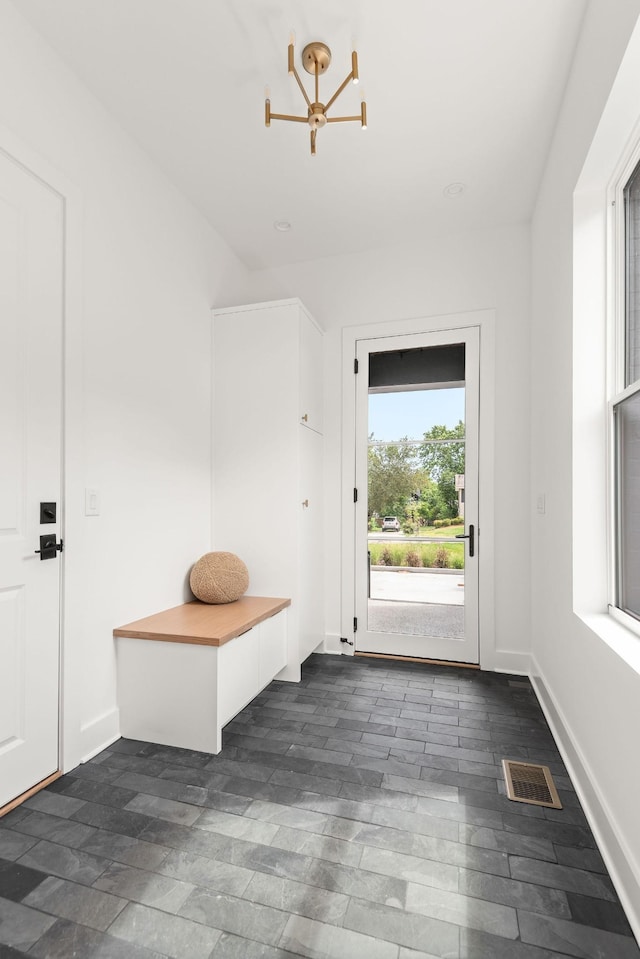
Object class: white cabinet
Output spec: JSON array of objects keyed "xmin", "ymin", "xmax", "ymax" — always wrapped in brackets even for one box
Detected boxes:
[
  {"xmin": 212, "ymin": 299, "xmax": 324, "ymax": 681},
  {"xmin": 116, "ymin": 604, "xmax": 288, "ymax": 754}
]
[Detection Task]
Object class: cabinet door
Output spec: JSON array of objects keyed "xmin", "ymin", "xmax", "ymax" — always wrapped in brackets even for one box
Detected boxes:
[
  {"xmin": 299, "ymin": 313, "xmax": 323, "ymax": 434},
  {"xmin": 299, "ymin": 425, "xmax": 324, "ymax": 661},
  {"xmin": 214, "ymin": 308, "xmax": 298, "ymax": 597},
  {"xmin": 259, "ymin": 611, "xmax": 288, "ymax": 687},
  {"xmin": 218, "ymin": 627, "xmax": 261, "ymax": 727}
]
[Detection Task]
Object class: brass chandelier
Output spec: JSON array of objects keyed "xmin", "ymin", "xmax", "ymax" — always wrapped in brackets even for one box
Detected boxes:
[{"xmin": 265, "ymin": 38, "xmax": 367, "ymax": 155}]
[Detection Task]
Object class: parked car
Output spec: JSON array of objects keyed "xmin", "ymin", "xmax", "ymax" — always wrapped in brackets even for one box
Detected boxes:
[{"xmin": 381, "ymin": 516, "xmax": 401, "ymax": 532}]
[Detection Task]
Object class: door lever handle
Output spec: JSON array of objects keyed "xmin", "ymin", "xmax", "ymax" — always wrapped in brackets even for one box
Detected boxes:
[
  {"xmin": 34, "ymin": 535, "xmax": 64, "ymax": 560},
  {"xmin": 455, "ymin": 524, "xmax": 474, "ymax": 557}
]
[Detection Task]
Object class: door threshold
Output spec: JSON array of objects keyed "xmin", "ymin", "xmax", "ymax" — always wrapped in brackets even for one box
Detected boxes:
[
  {"xmin": 355, "ymin": 651, "xmax": 480, "ymax": 669},
  {"xmin": 0, "ymin": 770, "xmax": 62, "ymax": 819}
]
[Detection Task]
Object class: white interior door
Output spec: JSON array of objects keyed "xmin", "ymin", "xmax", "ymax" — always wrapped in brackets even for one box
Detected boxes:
[
  {"xmin": 0, "ymin": 150, "xmax": 63, "ymax": 808},
  {"xmin": 354, "ymin": 328, "xmax": 480, "ymax": 664}
]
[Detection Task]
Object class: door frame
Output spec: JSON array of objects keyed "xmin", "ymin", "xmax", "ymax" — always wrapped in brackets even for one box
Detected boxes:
[
  {"xmin": 0, "ymin": 124, "xmax": 84, "ymax": 779},
  {"xmin": 354, "ymin": 326, "xmax": 480, "ymax": 662},
  {"xmin": 341, "ymin": 309, "xmax": 497, "ymax": 669}
]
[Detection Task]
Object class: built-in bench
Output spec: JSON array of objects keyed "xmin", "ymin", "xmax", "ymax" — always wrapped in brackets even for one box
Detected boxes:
[{"xmin": 114, "ymin": 596, "xmax": 290, "ymax": 754}]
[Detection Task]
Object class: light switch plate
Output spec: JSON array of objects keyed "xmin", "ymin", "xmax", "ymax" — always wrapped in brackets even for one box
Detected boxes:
[{"xmin": 85, "ymin": 488, "xmax": 100, "ymax": 516}]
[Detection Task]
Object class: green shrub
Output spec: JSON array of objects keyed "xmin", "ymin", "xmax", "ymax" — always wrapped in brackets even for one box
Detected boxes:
[
  {"xmin": 433, "ymin": 546, "xmax": 448, "ymax": 568},
  {"xmin": 421, "ymin": 544, "xmax": 437, "ymax": 567},
  {"xmin": 369, "ymin": 541, "xmax": 464, "ymax": 569}
]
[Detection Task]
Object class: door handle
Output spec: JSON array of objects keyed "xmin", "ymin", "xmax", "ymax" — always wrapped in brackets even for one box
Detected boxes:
[
  {"xmin": 35, "ymin": 534, "xmax": 64, "ymax": 560},
  {"xmin": 455, "ymin": 524, "xmax": 474, "ymax": 557}
]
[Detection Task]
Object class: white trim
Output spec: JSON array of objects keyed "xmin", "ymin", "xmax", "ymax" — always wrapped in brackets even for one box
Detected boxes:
[
  {"xmin": 80, "ymin": 712, "xmax": 120, "ymax": 765},
  {"xmin": 213, "ymin": 297, "xmax": 323, "ymax": 334},
  {"xmin": 609, "ymin": 603, "xmax": 640, "ymax": 640},
  {"xmin": 322, "ymin": 632, "xmax": 345, "ymax": 655},
  {"xmin": 608, "ymin": 143, "xmax": 640, "ymax": 621},
  {"xmin": 491, "ymin": 651, "xmax": 532, "ymax": 676},
  {"xmin": 341, "ymin": 309, "xmax": 496, "ymax": 668},
  {"xmin": 353, "ymin": 327, "xmax": 479, "ymax": 663},
  {"xmin": 572, "ymin": 187, "xmax": 610, "ymax": 616},
  {"xmin": 0, "ymin": 123, "xmax": 85, "ymax": 776},
  {"xmin": 531, "ymin": 665, "xmax": 640, "ymax": 944}
]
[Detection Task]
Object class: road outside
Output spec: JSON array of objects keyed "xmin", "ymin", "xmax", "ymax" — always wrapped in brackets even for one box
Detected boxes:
[{"xmin": 368, "ymin": 531, "xmax": 461, "ymax": 543}]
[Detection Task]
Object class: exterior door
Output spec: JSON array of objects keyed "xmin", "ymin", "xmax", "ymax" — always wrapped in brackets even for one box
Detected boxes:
[
  {"xmin": 0, "ymin": 150, "xmax": 63, "ymax": 808},
  {"xmin": 354, "ymin": 328, "xmax": 480, "ymax": 663}
]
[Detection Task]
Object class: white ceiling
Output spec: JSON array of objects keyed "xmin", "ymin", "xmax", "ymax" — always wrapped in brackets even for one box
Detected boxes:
[{"xmin": 15, "ymin": 0, "xmax": 587, "ymax": 270}]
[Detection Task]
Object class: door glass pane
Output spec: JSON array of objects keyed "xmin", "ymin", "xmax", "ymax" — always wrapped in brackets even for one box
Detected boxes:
[
  {"xmin": 616, "ymin": 389, "xmax": 640, "ymax": 620},
  {"xmin": 367, "ymin": 386, "xmax": 465, "ymax": 639}
]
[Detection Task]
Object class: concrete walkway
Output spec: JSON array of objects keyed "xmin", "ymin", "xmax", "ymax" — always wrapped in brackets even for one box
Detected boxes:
[
  {"xmin": 370, "ymin": 568, "xmax": 464, "ymax": 606},
  {"xmin": 368, "ymin": 569, "xmax": 465, "ymax": 638}
]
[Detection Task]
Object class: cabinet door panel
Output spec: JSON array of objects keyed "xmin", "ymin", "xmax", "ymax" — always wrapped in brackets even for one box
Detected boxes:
[
  {"xmin": 259, "ymin": 611, "xmax": 287, "ymax": 687},
  {"xmin": 299, "ymin": 426, "xmax": 324, "ymax": 660},
  {"xmin": 218, "ymin": 627, "xmax": 261, "ymax": 726},
  {"xmin": 299, "ymin": 314, "xmax": 323, "ymax": 434}
]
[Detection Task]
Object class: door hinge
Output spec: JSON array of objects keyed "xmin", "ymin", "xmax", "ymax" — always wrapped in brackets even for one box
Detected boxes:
[
  {"xmin": 353, "ymin": 487, "xmax": 358, "ymax": 503},
  {"xmin": 354, "ymin": 358, "xmax": 359, "ymax": 374},
  {"xmin": 340, "ymin": 637, "xmax": 354, "ymax": 647},
  {"xmin": 353, "ymin": 616, "xmax": 358, "ymax": 633}
]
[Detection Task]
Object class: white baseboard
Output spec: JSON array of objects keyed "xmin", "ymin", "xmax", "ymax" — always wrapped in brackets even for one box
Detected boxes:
[
  {"xmin": 320, "ymin": 633, "xmax": 347, "ymax": 655},
  {"xmin": 488, "ymin": 649, "xmax": 531, "ymax": 675},
  {"xmin": 531, "ymin": 661, "xmax": 640, "ymax": 944},
  {"xmin": 275, "ymin": 661, "xmax": 301, "ymax": 683},
  {"xmin": 77, "ymin": 707, "xmax": 120, "ymax": 765}
]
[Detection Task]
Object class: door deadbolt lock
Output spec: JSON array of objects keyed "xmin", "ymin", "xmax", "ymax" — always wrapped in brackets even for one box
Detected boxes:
[
  {"xmin": 35, "ymin": 534, "xmax": 63, "ymax": 560},
  {"xmin": 40, "ymin": 501, "xmax": 56, "ymax": 524}
]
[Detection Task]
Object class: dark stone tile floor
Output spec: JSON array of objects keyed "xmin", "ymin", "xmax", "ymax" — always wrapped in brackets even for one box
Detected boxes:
[{"xmin": 0, "ymin": 653, "xmax": 638, "ymax": 958}]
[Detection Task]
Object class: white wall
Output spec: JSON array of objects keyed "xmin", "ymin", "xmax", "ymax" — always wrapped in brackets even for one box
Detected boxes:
[
  {"xmin": 531, "ymin": 0, "xmax": 640, "ymax": 935},
  {"xmin": 245, "ymin": 223, "xmax": 532, "ymax": 671},
  {"xmin": 0, "ymin": 0, "xmax": 253, "ymax": 767}
]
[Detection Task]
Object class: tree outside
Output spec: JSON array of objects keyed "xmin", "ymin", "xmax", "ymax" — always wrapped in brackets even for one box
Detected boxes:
[
  {"xmin": 417, "ymin": 421, "xmax": 465, "ymax": 518},
  {"xmin": 367, "ymin": 436, "xmax": 417, "ymax": 519},
  {"xmin": 367, "ymin": 422, "xmax": 465, "ymax": 525}
]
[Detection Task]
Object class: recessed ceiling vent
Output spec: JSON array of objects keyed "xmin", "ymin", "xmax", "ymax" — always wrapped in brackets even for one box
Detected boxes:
[{"xmin": 502, "ymin": 759, "xmax": 562, "ymax": 809}]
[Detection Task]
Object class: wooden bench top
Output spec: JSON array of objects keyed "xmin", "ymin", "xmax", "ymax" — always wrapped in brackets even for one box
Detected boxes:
[{"xmin": 114, "ymin": 596, "xmax": 290, "ymax": 647}]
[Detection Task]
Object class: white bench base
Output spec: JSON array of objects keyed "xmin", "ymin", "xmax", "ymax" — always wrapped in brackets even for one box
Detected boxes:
[{"xmin": 114, "ymin": 600, "xmax": 288, "ymax": 755}]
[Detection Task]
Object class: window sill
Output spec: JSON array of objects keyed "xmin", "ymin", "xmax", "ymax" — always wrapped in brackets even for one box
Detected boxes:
[{"xmin": 577, "ymin": 610, "xmax": 640, "ymax": 677}]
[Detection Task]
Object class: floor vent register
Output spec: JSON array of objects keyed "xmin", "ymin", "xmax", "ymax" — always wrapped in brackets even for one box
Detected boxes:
[{"xmin": 502, "ymin": 759, "xmax": 562, "ymax": 809}]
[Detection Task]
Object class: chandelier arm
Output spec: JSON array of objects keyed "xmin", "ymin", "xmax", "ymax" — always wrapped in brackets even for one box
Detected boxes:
[
  {"xmin": 291, "ymin": 66, "xmax": 312, "ymax": 109},
  {"xmin": 324, "ymin": 71, "xmax": 354, "ymax": 114},
  {"xmin": 269, "ymin": 112, "xmax": 310, "ymax": 123},
  {"xmin": 326, "ymin": 115, "xmax": 362, "ymax": 123},
  {"xmin": 310, "ymin": 128, "xmax": 317, "ymax": 156},
  {"xmin": 315, "ymin": 61, "xmax": 319, "ymax": 104}
]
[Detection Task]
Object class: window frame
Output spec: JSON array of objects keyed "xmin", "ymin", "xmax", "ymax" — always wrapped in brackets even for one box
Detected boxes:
[{"xmin": 609, "ymin": 145, "xmax": 640, "ymax": 637}]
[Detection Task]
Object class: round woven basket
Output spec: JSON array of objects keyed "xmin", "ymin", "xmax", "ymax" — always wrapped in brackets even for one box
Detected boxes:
[{"xmin": 189, "ymin": 551, "xmax": 249, "ymax": 604}]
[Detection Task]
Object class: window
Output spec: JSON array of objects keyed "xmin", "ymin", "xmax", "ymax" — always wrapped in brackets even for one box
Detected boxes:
[{"xmin": 612, "ymin": 161, "xmax": 640, "ymax": 624}]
